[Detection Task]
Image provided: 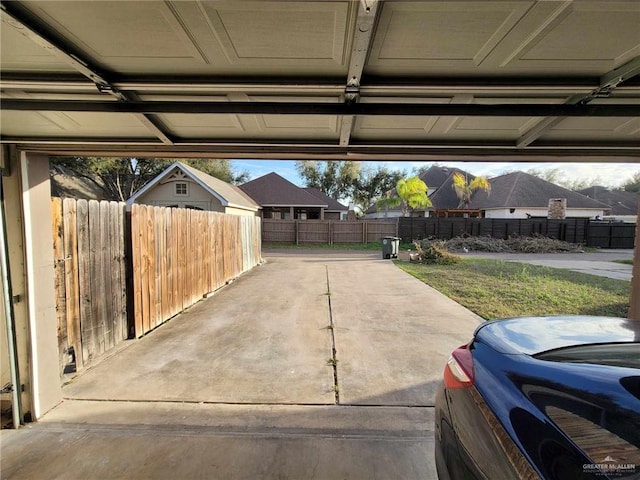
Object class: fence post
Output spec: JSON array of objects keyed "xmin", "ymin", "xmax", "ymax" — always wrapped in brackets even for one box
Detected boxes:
[
  {"xmin": 295, "ymin": 220, "xmax": 299, "ymax": 245},
  {"xmin": 329, "ymin": 221, "xmax": 332, "ymax": 245},
  {"xmin": 363, "ymin": 221, "xmax": 366, "ymax": 244}
]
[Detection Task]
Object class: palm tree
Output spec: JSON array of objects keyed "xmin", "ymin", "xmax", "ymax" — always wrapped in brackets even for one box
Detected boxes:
[
  {"xmin": 452, "ymin": 172, "xmax": 490, "ymax": 208},
  {"xmin": 378, "ymin": 176, "xmax": 432, "ymax": 216}
]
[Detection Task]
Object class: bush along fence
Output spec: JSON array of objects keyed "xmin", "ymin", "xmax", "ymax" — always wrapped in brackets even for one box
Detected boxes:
[
  {"xmin": 51, "ymin": 198, "xmax": 262, "ymax": 378},
  {"xmin": 262, "ymin": 219, "xmax": 397, "ymax": 244},
  {"xmin": 398, "ymin": 217, "xmax": 635, "ymax": 249}
]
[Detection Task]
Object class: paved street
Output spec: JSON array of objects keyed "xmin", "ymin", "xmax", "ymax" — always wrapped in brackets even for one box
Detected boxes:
[
  {"xmin": 460, "ymin": 249, "xmax": 634, "ymax": 281},
  {"xmin": 1, "ymin": 251, "xmax": 481, "ymax": 480}
]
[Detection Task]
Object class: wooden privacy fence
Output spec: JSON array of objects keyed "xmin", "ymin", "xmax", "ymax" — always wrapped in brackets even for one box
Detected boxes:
[
  {"xmin": 262, "ymin": 219, "xmax": 397, "ymax": 244},
  {"xmin": 130, "ymin": 205, "xmax": 261, "ymax": 337},
  {"xmin": 51, "ymin": 198, "xmax": 127, "ymax": 375}
]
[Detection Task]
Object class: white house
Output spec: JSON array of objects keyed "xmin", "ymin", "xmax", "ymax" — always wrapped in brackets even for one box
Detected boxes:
[{"xmin": 470, "ymin": 172, "xmax": 609, "ymax": 219}]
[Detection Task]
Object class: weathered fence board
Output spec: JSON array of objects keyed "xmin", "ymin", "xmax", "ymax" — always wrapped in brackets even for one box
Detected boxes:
[
  {"xmin": 51, "ymin": 198, "xmax": 127, "ymax": 377},
  {"xmin": 131, "ymin": 205, "xmax": 262, "ymax": 337},
  {"xmin": 62, "ymin": 198, "xmax": 82, "ymax": 371},
  {"xmin": 51, "ymin": 198, "xmax": 67, "ymax": 375},
  {"xmin": 54, "ymin": 201, "xmax": 262, "ymax": 369}
]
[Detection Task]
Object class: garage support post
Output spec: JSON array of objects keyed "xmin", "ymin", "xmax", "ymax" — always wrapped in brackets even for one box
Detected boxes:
[{"xmin": 19, "ymin": 152, "xmax": 62, "ymax": 418}]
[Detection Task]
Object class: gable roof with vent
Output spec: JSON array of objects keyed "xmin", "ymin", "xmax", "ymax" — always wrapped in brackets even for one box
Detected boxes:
[{"xmin": 127, "ymin": 161, "xmax": 260, "ymax": 211}]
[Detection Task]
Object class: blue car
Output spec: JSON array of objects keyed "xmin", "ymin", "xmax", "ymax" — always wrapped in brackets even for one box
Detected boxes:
[{"xmin": 435, "ymin": 316, "xmax": 640, "ymax": 480}]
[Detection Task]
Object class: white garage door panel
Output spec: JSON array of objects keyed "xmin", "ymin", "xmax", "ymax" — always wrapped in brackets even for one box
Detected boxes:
[{"xmin": 1, "ymin": 110, "xmax": 153, "ymax": 138}]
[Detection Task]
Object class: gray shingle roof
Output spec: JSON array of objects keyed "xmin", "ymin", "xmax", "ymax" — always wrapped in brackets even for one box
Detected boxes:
[
  {"xmin": 470, "ymin": 172, "xmax": 609, "ymax": 209},
  {"xmin": 419, "ymin": 165, "xmax": 472, "ymax": 191},
  {"xmin": 239, "ymin": 172, "xmax": 327, "ymax": 207},
  {"xmin": 577, "ymin": 186, "xmax": 638, "ymax": 215},
  {"xmin": 303, "ymin": 188, "xmax": 347, "ymax": 211},
  {"xmin": 178, "ymin": 163, "xmax": 260, "ymax": 210}
]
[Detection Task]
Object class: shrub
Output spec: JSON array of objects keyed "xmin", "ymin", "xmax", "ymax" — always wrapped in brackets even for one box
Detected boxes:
[
  {"xmin": 413, "ymin": 239, "xmax": 461, "ymax": 264},
  {"xmin": 445, "ymin": 234, "xmax": 584, "ymax": 254}
]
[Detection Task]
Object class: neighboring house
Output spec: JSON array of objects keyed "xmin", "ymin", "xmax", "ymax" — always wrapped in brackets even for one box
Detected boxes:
[
  {"xmin": 303, "ymin": 188, "xmax": 348, "ymax": 220},
  {"xmin": 577, "ymin": 186, "xmax": 638, "ymax": 223},
  {"xmin": 239, "ymin": 172, "xmax": 330, "ymax": 220},
  {"xmin": 469, "ymin": 171, "xmax": 609, "ymax": 219},
  {"xmin": 365, "ymin": 165, "xmax": 475, "ymax": 218},
  {"xmin": 127, "ymin": 162, "xmax": 260, "ymax": 216}
]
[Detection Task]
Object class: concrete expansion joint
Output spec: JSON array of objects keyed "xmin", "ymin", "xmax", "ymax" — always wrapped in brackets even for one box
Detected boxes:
[{"xmin": 325, "ymin": 265, "xmax": 340, "ymax": 404}]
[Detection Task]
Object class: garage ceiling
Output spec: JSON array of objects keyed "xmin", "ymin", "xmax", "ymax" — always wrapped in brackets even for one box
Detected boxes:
[{"xmin": 1, "ymin": 0, "xmax": 639, "ymax": 161}]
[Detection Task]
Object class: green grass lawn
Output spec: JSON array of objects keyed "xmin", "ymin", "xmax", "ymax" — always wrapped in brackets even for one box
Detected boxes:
[
  {"xmin": 396, "ymin": 259, "xmax": 630, "ymax": 320},
  {"xmin": 612, "ymin": 259, "xmax": 634, "ymax": 265}
]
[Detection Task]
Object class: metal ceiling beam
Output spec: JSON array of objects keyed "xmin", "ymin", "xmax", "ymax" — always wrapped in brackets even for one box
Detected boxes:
[
  {"xmin": 6, "ymin": 71, "xmax": 640, "ymax": 90},
  {"xmin": 340, "ymin": 0, "xmax": 380, "ymax": 147},
  {"xmin": 3, "ymin": 99, "xmax": 639, "ymax": 117},
  {"xmin": 517, "ymin": 56, "xmax": 640, "ymax": 148},
  {"xmin": 3, "ymin": 139, "xmax": 638, "ymax": 162},
  {"xmin": 4, "ymin": 74, "xmax": 640, "ymax": 98},
  {"xmin": 0, "ymin": 2, "xmax": 174, "ymax": 144}
]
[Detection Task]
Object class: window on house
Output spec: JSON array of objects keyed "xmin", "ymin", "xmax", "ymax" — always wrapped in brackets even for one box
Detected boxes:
[
  {"xmin": 272, "ymin": 211, "xmax": 281, "ymax": 220},
  {"xmin": 175, "ymin": 182, "xmax": 188, "ymax": 196}
]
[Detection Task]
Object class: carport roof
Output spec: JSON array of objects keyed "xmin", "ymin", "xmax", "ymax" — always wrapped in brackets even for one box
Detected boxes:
[{"xmin": 1, "ymin": 0, "xmax": 639, "ymax": 162}]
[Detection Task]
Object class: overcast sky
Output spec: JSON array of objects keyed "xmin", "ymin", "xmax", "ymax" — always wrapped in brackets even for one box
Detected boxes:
[{"xmin": 234, "ymin": 159, "xmax": 639, "ymax": 189}]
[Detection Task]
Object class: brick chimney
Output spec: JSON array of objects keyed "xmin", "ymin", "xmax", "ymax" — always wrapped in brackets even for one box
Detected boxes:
[{"xmin": 548, "ymin": 198, "xmax": 567, "ymax": 219}]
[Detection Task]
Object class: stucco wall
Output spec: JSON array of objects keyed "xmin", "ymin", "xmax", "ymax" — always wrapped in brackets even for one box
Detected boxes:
[
  {"xmin": 365, "ymin": 211, "xmax": 403, "ymax": 219},
  {"xmin": 225, "ymin": 206, "xmax": 258, "ymax": 217},
  {"xmin": 20, "ymin": 152, "xmax": 62, "ymax": 418},
  {"xmin": 483, "ymin": 207, "xmax": 606, "ymax": 219}
]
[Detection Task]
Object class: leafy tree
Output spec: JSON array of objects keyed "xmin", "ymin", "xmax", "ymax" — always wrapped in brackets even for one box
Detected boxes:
[
  {"xmin": 526, "ymin": 167, "xmax": 561, "ymax": 184},
  {"xmin": 353, "ymin": 165, "xmax": 406, "ymax": 213},
  {"xmin": 452, "ymin": 172, "xmax": 491, "ymax": 208},
  {"xmin": 295, "ymin": 160, "xmax": 360, "ymax": 200},
  {"xmin": 177, "ymin": 159, "xmax": 250, "ymax": 185},
  {"xmin": 50, "ymin": 157, "xmax": 249, "ymax": 201},
  {"xmin": 378, "ymin": 176, "xmax": 431, "ymax": 216},
  {"xmin": 622, "ymin": 170, "xmax": 640, "ymax": 193}
]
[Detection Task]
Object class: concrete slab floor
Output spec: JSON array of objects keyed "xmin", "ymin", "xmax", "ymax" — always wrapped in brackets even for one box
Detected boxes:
[
  {"xmin": 1, "ymin": 400, "xmax": 436, "ymax": 480},
  {"xmin": 2, "ymin": 250, "xmax": 482, "ymax": 479}
]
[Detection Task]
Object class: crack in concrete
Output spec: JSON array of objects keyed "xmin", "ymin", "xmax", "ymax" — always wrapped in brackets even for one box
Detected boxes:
[{"xmin": 325, "ymin": 265, "xmax": 340, "ymax": 404}]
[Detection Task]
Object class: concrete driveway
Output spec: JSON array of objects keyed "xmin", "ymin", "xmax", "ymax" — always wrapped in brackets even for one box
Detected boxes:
[{"xmin": 1, "ymin": 250, "xmax": 481, "ymax": 480}]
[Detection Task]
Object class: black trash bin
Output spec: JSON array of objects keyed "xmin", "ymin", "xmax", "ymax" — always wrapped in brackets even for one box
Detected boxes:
[{"xmin": 382, "ymin": 236, "xmax": 400, "ymax": 259}]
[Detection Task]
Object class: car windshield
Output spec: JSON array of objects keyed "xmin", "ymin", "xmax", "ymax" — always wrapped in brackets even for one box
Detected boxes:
[{"xmin": 535, "ymin": 343, "xmax": 640, "ymax": 369}]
